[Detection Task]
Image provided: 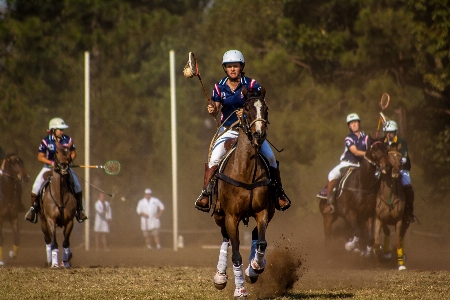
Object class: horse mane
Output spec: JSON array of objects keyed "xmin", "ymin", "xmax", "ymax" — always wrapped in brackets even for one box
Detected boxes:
[{"xmin": 242, "ymin": 86, "xmax": 266, "ymax": 100}]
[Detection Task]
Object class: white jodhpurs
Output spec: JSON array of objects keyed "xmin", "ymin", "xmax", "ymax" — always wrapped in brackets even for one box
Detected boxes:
[
  {"xmin": 328, "ymin": 161, "xmax": 360, "ymax": 181},
  {"xmin": 208, "ymin": 127, "xmax": 277, "ymax": 168},
  {"xmin": 32, "ymin": 166, "xmax": 82, "ymax": 195}
]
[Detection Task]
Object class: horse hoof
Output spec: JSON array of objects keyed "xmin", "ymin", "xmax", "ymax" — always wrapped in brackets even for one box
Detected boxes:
[
  {"xmin": 244, "ymin": 265, "xmax": 259, "ymax": 284},
  {"xmin": 0, "ymin": 261, "xmax": 5, "ymax": 266},
  {"xmin": 51, "ymin": 264, "xmax": 59, "ymax": 268},
  {"xmin": 345, "ymin": 242, "xmax": 355, "ymax": 252},
  {"xmin": 9, "ymin": 250, "xmax": 16, "ymax": 259},
  {"xmin": 233, "ymin": 287, "xmax": 248, "ymax": 299},
  {"xmin": 398, "ymin": 265, "xmax": 406, "ymax": 271},
  {"xmin": 61, "ymin": 261, "xmax": 71, "ymax": 268},
  {"xmin": 213, "ymin": 272, "xmax": 227, "ymax": 290}
]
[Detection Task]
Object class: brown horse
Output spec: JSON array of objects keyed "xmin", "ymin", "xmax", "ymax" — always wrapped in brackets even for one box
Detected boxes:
[
  {"xmin": 0, "ymin": 153, "xmax": 29, "ymax": 265},
  {"xmin": 39, "ymin": 145, "xmax": 77, "ymax": 268},
  {"xmin": 212, "ymin": 87, "xmax": 275, "ymax": 299},
  {"xmin": 319, "ymin": 139, "xmax": 389, "ymax": 256},
  {"xmin": 373, "ymin": 145, "xmax": 410, "ymax": 270}
]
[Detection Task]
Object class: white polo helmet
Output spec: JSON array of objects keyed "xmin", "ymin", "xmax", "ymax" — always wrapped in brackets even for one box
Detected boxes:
[
  {"xmin": 346, "ymin": 113, "xmax": 360, "ymax": 124},
  {"xmin": 384, "ymin": 120, "xmax": 398, "ymax": 132},
  {"xmin": 222, "ymin": 50, "xmax": 245, "ymax": 68},
  {"xmin": 49, "ymin": 117, "xmax": 69, "ymax": 130}
]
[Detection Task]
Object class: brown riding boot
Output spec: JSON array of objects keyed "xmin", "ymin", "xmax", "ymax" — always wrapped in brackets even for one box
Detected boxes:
[
  {"xmin": 75, "ymin": 192, "xmax": 88, "ymax": 223},
  {"xmin": 195, "ymin": 164, "xmax": 218, "ymax": 212},
  {"xmin": 322, "ymin": 179, "xmax": 338, "ymax": 214},
  {"xmin": 403, "ymin": 185, "xmax": 415, "ymax": 223},
  {"xmin": 25, "ymin": 193, "xmax": 39, "ymax": 223},
  {"xmin": 269, "ymin": 165, "xmax": 291, "ymax": 211}
]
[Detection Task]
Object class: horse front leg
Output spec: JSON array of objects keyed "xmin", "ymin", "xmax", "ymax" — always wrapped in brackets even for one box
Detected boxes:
[
  {"xmin": 345, "ymin": 211, "xmax": 361, "ymax": 252},
  {"xmin": 373, "ymin": 217, "xmax": 382, "ymax": 257},
  {"xmin": 61, "ymin": 220, "xmax": 74, "ymax": 268},
  {"xmin": 250, "ymin": 211, "xmax": 268, "ymax": 272},
  {"xmin": 224, "ymin": 215, "xmax": 247, "ymax": 299},
  {"xmin": 395, "ymin": 220, "xmax": 406, "ymax": 270},
  {"xmin": 213, "ymin": 226, "xmax": 229, "ymax": 290},
  {"xmin": 360, "ymin": 216, "xmax": 374, "ymax": 257},
  {"xmin": 46, "ymin": 218, "xmax": 59, "ymax": 268},
  {"xmin": 9, "ymin": 218, "xmax": 20, "ymax": 259},
  {"xmin": 382, "ymin": 224, "xmax": 392, "ymax": 259},
  {"xmin": 40, "ymin": 218, "xmax": 52, "ymax": 266}
]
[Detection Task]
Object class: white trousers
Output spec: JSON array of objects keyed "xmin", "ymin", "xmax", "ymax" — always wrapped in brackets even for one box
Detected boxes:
[
  {"xmin": 208, "ymin": 128, "xmax": 277, "ymax": 168},
  {"xmin": 328, "ymin": 161, "xmax": 360, "ymax": 181},
  {"xmin": 32, "ymin": 166, "xmax": 81, "ymax": 195}
]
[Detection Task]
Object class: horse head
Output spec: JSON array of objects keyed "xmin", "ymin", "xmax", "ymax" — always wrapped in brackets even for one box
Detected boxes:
[
  {"xmin": 366, "ymin": 137, "xmax": 389, "ymax": 174},
  {"xmin": 387, "ymin": 144, "xmax": 402, "ymax": 178},
  {"xmin": 54, "ymin": 145, "xmax": 72, "ymax": 175},
  {"xmin": 241, "ymin": 87, "xmax": 268, "ymax": 148},
  {"xmin": 5, "ymin": 153, "xmax": 29, "ymax": 183}
]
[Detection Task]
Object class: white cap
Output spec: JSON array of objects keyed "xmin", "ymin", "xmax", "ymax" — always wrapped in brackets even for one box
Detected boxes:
[{"xmin": 145, "ymin": 188, "xmax": 152, "ymax": 194}]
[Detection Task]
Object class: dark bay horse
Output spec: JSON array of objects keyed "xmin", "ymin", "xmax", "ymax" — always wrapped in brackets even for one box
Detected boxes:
[
  {"xmin": 39, "ymin": 145, "xmax": 77, "ymax": 268},
  {"xmin": 373, "ymin": 145, "xmax": 410, "ymax": 270},
  {"xmin": 0, "ymin": 153, "xmax": 29, "ymax": 265},
  {"xmin": 319, "ymin": 139, "xmax": 389, "ymax": 256},
  {"xmin": 212, "ymin": 87, "xmax": 274, "ymax": 299}
]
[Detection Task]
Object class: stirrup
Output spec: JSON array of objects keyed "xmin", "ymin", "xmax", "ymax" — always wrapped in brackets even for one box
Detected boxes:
[
  {"xmin": 278, "ymin": 197, "xmax": 291, "ymax": 211},
  {"xmin": 194, "ymin": 192, "xmax": 211, "ymax": 212},
  {"xmin": 76, "ymin": 210, "xmax": 88, "ymax": 223},
  {"xmin": 25, "ymin": 208, "xmax": 38, "ymax": 224}
]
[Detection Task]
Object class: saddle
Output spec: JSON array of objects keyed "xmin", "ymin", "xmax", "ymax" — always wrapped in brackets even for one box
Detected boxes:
[
  {"xmin": 335, "ymin": 167, "xmax": 354, "ymax": 199},
  {"xmin": 39, "ymin": 171, "xmax": 76, "ymax": 204},
  {"xmin": 207, "ymin": 143, "xmax": 273, "ymax": 220}
]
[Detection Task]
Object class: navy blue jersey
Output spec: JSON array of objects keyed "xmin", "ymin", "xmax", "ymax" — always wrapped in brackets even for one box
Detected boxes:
[
  {"xmin": 38, "ymin": 134, "xmax": 75, "ymax": 161},
  {"xmin": 340, "ymin": 132, "xmax": 369, "ymax": 163},
  {"xmin": 211, "ymin": 76, "xmax": 261, "ymax": 127}
]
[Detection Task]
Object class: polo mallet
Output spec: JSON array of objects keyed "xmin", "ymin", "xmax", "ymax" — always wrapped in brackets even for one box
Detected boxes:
[
  {"xmin": 376, "ymin": 93, "xmax": 390, "ymax": 138},
  {"xmin": 72, "ymin": 160, "xmax": 121, "ymax": 175},
  {"xmin": 183, "ymin": 52, "xmax": 219, "ymax": 127}
]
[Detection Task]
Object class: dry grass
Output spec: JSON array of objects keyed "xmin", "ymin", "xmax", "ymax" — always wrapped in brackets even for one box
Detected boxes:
[{"xmin": 0, "ymin": 267, "xmax": 449, "ymax": 299}]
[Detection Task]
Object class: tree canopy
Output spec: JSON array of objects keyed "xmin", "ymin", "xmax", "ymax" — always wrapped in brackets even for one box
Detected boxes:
[{"xmin": 1, "ymin": 0, "xmax": 449, "ymax": 229}]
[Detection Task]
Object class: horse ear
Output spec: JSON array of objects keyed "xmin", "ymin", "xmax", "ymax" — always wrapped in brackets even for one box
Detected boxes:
[
  {"xmin": 242, "ymin": 86, "xmax": 248, "ymax": 97},
  {"xmin": 260, "ymin": 87, "xmax": 266, "ymax": 98}
]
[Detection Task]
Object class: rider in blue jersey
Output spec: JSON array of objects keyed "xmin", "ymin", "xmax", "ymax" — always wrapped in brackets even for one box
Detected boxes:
[
  {"xmin": 25, "ymin": 117, "xmax": 88, "ymax": 223},
  {"xmin": 194, "ymin": 50, "xmax": 291, "ymax": 212},
  {"xmin": 318, "ymin": 113, "xmax": 370, "ymax": 214}
]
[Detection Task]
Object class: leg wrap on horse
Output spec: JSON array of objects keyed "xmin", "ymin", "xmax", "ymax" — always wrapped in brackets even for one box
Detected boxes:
[
  {"xmin": 217, "ymin": 242, "xmax": 229, "ymax": 274},
  {"xmin": 46, "ymin": 244, "xmax": 52, "ymax": 265},
  {"xmin": 269, "ymin": 165, "xmax": 291, "ymax": 211},
  {"xmin": 232, "ymin": 264, "xmax": 245, "ymax": 288}
]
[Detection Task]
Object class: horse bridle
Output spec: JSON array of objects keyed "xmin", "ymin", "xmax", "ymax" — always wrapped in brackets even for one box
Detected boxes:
[
  {"xmin": 53, "ymin": 151, "xmax": 71, "ymax": 175},
  {"xmin": 240, "ymin": 97, "xmax": 268, "ymax": 145}
]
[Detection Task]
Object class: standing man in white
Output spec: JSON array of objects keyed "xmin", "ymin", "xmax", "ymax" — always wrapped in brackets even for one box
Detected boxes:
[
  {"xmin": 136, "ymin": 188, "xmax": 165, "ymax": 250},
  {"xmin": 94, "ymin": 192, "xmax": 112, "ymax": 251}
]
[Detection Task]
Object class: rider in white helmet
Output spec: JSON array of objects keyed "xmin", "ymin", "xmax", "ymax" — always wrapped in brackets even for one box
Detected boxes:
[
  {"xmin": 318, "ymin": 113, "xmax": 370, "ymax": 214},
  {"xmin": 383, "ymin": 120, "xmax": 415, "ymax": 223},
  {"xmin": 25, "ymin": 118, "xmax": 88, "ymax": 223},
  {"xmin": 194, "ymin": 50, "xmax": 291, "ymax": 212}
]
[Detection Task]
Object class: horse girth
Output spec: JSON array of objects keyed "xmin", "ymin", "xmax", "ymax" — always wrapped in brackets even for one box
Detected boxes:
[{"xmin": 216, "ymin": 172, "xmax": 270, "ymax": 190}]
